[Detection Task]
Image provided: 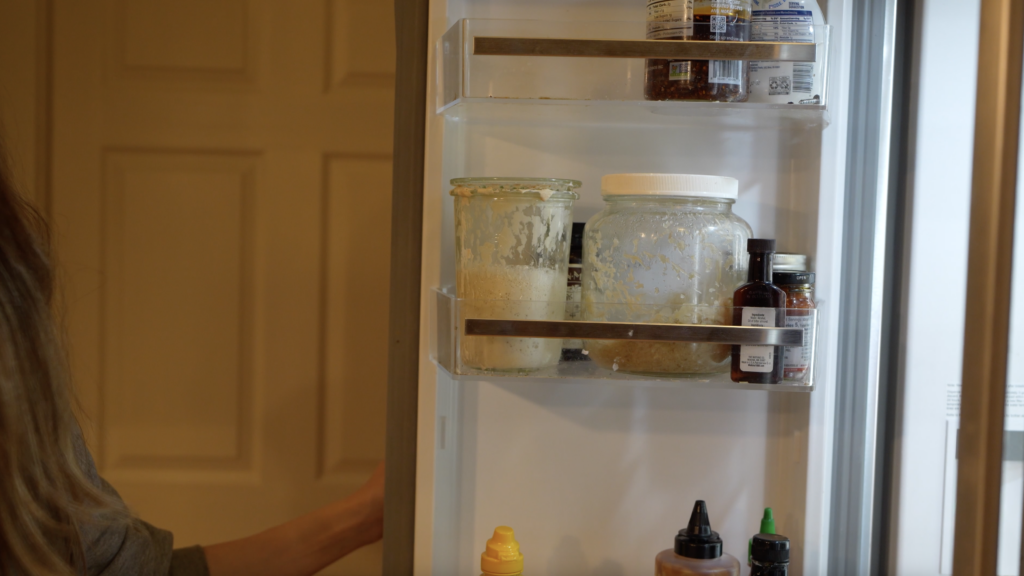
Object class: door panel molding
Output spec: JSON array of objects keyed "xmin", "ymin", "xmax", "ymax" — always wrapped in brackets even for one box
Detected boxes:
[{"xmin": 953, "ymin": 0, "xmax": 1024, "ymax": 573}]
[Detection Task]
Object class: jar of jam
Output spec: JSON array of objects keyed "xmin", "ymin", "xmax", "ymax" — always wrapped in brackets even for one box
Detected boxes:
[
  {"xmin": 645, "ymin": 0, "xmax": 752, "ymax": 102},
  {"xmin": 774, "ymin": 271, "xmax": 816, "ymax": 381}
]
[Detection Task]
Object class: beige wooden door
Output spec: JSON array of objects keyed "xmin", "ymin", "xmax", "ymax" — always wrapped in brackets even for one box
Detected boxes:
[
  {"xmin": 0, "ymin": 0, "xmax": 48, "ymax": 210},
  {"xmin": 49, "ymin": 2, "xmax": 394, "ymax": 574}
]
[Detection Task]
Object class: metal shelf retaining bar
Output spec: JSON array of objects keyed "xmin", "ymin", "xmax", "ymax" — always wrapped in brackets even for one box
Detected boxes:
[
  {"xmin": 472, "ymin": 37, "xmax": 816, "ymax": 62},
  {"xmin": 464, "ymin": 318, "xmax": 803, "ymax": 346}
]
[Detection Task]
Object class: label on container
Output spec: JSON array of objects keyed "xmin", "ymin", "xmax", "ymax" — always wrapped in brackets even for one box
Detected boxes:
[
  {"xmin": 783, "ymin": 312, "xmax": 813, "ymax": 369},
  {"xmin": 739, "ymin": 307, "xmax": 775, "ymax": 373},
  {"xmin": 709, "ymin": 60, "xmax": 742, "ymax": 85},
  {"xmin": 564, "ymin": 264, "xmax": 583, "ymax": 350},
  {"xmin": 669, "ymin": 61, "xmax": 692, "ymax": 81},
  {"xmin": 752, "ymin": 7, "xmax": 814, "ymax": 42},
  {"xmin": 565, "ymin": 265, "xmax": 582, "ymax": 319},
  {"xmin": 694, "ymin": 0, "xmax": 751, "ymax": 16},
  {"xmin": 749, "ymin": 0, "xmax": 824, "ymax": 104},
  {"xmin": 647, "ymin": 0, "xmax": 694, "ymax": 40}
]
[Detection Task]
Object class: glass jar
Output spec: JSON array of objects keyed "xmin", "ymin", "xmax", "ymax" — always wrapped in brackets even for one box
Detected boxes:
[
  {"xmin": 582, "ymin": 174, "xmax": 752, "ymax": 376},
  {"xmin": 645, "ymin": 0, "xmax": 752, "ymax": 102},
  {"xmin": 451, "ymin": 177, "xmax": 580, "ymax": 372},
  {"xmin": 775, "ymin": 271, "xmax": 816, "ymax": 381}
]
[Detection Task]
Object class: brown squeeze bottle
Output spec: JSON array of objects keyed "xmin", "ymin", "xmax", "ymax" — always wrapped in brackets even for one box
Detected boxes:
[
  {"xmin": 731, "ymin": 239, "xmax": 786, "ymax": 384},
  {"xmin": 654, "ymin": 500, "xmax": 741, "ymax": 575}
]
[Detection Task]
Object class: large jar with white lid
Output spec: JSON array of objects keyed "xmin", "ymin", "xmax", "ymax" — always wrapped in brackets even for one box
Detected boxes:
[{"xmin": 582, "ymin": 174, "xmax": 752, "ymax": 376}]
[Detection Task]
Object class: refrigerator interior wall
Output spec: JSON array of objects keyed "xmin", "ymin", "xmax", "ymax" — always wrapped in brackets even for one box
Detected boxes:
[{"xmin": 417, "ymin": 0, "xmax": 852, "ymax": 574}]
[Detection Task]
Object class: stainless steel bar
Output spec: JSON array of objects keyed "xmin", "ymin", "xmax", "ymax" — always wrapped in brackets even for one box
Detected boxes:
[
  {"xmin": 465, "ymin": 318, "xmax": 803, "ymax": 346},
  {"xmin": 473, "ymin": 37, "xmax": 817, "ymax": 62},
  {"xmin": 436, "ymin": 290, "xmax": 454, "ymax": 372}
]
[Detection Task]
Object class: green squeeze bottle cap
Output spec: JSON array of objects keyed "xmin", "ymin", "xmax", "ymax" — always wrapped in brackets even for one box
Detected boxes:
[
  {"xmin": 760, "ymin": 508, "xmax": 776, "ymax": 533},
  {"xmin": 749, "ymin": 508, "xmax": 776, "ymax": 566}
]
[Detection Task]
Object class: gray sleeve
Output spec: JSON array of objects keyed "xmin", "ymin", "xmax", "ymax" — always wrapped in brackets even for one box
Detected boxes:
[{"xmin": 74, "ymin": 429, "xmax": 211, "ymax": 576}]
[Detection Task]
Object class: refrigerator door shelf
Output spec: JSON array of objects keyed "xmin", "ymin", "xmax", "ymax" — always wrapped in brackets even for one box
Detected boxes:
[
  {"xmin": 441, "ymin": 98, "xmax": 829, "ymax": 130},
  {"xmin": 472, "ymin": 37, "xmax": 815, "ymax": 61},
  {"xmin": 433, "ymin": 287, "xmax": 821, "ymax": 389},
  {"xmin": 438, "ymin": 18, "xmax": 832, "ymax": 129}
]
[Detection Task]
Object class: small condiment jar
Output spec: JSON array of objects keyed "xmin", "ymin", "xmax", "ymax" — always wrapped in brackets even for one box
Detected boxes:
[{"xmin": 774, "ymin": 272, "xmax": 816, "ymax": 381}]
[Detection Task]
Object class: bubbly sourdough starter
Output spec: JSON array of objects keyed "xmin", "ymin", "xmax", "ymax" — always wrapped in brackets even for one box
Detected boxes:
[{"xmin": 458, "ymin": 264, "xmax": 566, "ymax": 371}]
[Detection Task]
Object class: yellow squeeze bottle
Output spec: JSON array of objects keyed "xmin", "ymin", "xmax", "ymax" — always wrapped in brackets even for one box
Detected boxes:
[{"xmin": 481, "ymin": 526, "xmax": 524, "ymax": 576}]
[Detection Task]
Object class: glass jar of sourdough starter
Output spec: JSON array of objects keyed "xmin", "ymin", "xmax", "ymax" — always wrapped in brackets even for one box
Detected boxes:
[
  {"xmin": 582, "ymin": 174, "xmax": 752, "ymax": 376},
  {"xmin": 451, "ymin": 177, "xmax": 579, "ymax": 372}
]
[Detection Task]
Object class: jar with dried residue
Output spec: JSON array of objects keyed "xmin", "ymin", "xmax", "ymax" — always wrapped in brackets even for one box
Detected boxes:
[
  {"xmin": 582, "ymin": 174, "xmax": 752, "ymax": 376},
  {"xmin": 451, "ymin": 177, "xmax": 579, "ymax": 373}
]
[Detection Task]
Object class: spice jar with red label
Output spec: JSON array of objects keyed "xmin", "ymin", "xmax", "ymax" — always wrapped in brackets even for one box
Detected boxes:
[{"xmin": 775, "ymin": 271, "xmax": 816, "ymax": 381}]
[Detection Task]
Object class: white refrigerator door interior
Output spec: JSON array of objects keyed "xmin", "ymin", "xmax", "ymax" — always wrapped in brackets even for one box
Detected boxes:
[{"xmin": 416, "ymin": 1, "xmax": 853, "ymax": 574}]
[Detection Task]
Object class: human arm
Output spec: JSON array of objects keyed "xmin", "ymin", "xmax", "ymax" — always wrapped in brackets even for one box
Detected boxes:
[{"xmin": 202, "ymin": 462, "xmax": 384, "ymax": 576}]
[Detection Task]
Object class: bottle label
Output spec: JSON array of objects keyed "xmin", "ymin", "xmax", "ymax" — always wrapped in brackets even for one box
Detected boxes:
[
  {"xmin": 783, "ymin": 312, "xmax": 813, "ymax": 369},
  {"xmin": 669, "ymin": 61, "xmax": 692, "ymax": 81},
  {"xmin": 647, "ymin": 0, "xmax": 694, "ymax": 40},
  {"xmin": 709, "ymin": 60, "xmax": 742, "ymax": 84},
  {"xmin": 695, "ymin": 0, "xmax": 751, "ymax": 18},
  {"xmin": 748, "ymin": 0, "xmax": 823, "ymax": 104},
  {"xmin": 564, "ymin": 264, "xmax": 583, "ymax": 350},
  {"xmin": 740, "ymin": 307, "xmax": 775, "ymax": 373},
  {"xmin": 565, "ymin": 265, "xmax": 582, "ymax": 318}
]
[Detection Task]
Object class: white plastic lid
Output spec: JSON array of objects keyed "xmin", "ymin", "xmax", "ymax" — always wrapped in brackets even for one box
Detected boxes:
[{"xmin": 601, "ymin": 173, "xmax": 739, "ymax": 200}]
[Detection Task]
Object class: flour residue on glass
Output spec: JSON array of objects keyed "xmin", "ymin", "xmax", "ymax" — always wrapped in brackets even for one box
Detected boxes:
[
  {"xmin": 582, "ymin": 193, "xmax": 751, "ymax": 376},
  {"xmin": 459, "ymin": 265, "xmax": 566, "ymax": 370},
  {"xmin": 451, "ymin": 178, "xmax": 578, "ymax": 372}
]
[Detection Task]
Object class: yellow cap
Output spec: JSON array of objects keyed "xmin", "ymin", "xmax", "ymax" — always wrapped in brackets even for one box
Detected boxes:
[{"xmin": 480, "ymin": 526, "xmax": 524, "ymax": 576}]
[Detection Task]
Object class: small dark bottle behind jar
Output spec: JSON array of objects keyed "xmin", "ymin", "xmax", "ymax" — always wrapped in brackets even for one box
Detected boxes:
[
  {"xmin": 562, "ymin": 223, "xmax": 587, "ymax": 362},
  {"xmin": 751, "ymin": 533, "xmax": 789, "ymax": 575},
  {"xmin": 731, "ymin": 239, "xmax": 786, "ymax": 384}
]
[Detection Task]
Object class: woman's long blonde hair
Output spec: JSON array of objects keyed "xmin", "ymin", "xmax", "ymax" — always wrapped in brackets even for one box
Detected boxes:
[{"xmin": 0, "ymin": 148, "xmax": 124, "ymax": 574}]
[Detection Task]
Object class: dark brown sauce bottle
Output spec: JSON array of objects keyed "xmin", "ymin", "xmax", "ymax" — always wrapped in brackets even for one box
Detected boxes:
[{"xmin": 731, "ymin": 238, "xmax": 786, "ymax": 384}]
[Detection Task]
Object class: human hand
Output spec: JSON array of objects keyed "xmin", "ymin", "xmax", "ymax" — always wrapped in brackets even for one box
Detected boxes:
[
  {"xmin": 351, "ymin": 461, "xmax": 385, "ymax": 545},
  {"xmin": 361, "ymin": 461, "xmax": 385, "ymax": 505}
]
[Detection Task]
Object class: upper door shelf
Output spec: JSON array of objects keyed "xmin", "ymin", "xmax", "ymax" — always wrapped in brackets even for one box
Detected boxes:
[{"xmin": 437, "ymin": 19, "xmax": 833, "ymax": 129}]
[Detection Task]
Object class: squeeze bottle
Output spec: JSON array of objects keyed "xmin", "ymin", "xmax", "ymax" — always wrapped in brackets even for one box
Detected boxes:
[
  {"xmin": 748, "ymin": 508, "xmax": 776, "ymax": 566},
  {"xmin": 655, "ymin": 500, "xmax": 741, "ymax": 575},
  {"xmin": 481, "ymin": 526, "xmax": 524, "ymax": 576}
]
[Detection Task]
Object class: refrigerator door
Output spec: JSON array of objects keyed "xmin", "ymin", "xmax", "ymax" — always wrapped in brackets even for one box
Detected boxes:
[
  {"xmin": 384, "ymin": 1, "xmax": 872, "ymax": 575},
  {"xmin": 886, "ymin": 0, "xmax": 1024, "ymax": 574}
]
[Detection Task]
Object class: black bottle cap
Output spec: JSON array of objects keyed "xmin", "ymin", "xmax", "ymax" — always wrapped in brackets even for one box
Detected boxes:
[
  {"xmin": 773, "ymin": 272, "xmax": 815, "ymax": 286},
  {"xmin": 747, "ymin": 238, "xmax": 776, "ymax": 254},
  {"xmin": 674, "ymin": 501, "xmax": 724, "ymax": 559},
  {"xmin": 571, "ymin": 222, "xmax": 586, "ymax": 249},
  {"xmin": 751, "ymin": 533, "xmax": 790, "ymax": 564}
]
